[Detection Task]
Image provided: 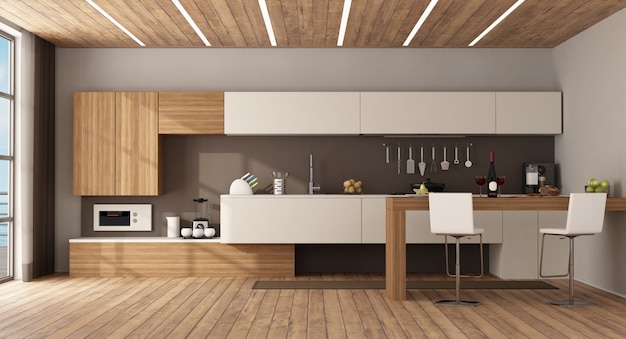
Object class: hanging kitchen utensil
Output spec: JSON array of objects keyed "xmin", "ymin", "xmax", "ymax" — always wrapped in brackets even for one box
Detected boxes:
[
  {"xmin": 430, "ymin": 144, "xmax": 437, "ymax": 173},
  {"xmin": 441, "ymin": 145, "xmax": 450, "ymax": 171},
  {"xmin": 397, "ymin": 144, "xmax": 401, "ymax": 174},
  {"xmin": 407, "ymin": 144, "xmax": 415, "ymax": 174},
  {"xmin": 384, "ymin": 143, "xmax": 390, "ymax": 164},
  {"xmin": 418, "ymin": 144, "xmax": 426, "ymax": 176},
  {"xmin": 454, "ymin": 145, "xmax": 460, "ymax": 165},
  {"xmin": 465, "ymin": 145, "xmax": 473, "ymax": 168}
]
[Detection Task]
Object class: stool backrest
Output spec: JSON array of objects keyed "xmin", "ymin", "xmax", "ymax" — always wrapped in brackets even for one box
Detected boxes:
[
  {"xmin": 428, "ymin": 193, "xmax": 474, "ymax": 234},
  {"xmin": 565, "ymin": 193, "xmax": 607, "ymax": 235}
]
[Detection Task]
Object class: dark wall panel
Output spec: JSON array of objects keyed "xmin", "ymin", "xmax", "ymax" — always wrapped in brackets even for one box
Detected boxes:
[{"xmin": 81, "ymin": 135, "xmax": 554, "ymax": 237}]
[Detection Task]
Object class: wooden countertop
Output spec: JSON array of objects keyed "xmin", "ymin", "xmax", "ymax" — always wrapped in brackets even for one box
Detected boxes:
[{"xmin": 386, "ymin": 195, "xmax": 626, "ymax": 212}]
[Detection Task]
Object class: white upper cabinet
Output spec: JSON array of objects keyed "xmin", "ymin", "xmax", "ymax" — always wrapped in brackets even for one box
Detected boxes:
[
  {"xmin": 360, "ymin": 92, "xmax": 496, "ymax": 134},
  {"xmin": 224, "ymin": 92, "xmax": 360, "ymax": 135},
  {"xmin": 495, "ymin": 92, "xmax": 562, "ymax": 134}
]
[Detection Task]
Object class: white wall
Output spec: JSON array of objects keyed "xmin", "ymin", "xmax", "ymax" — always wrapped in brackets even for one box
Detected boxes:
[
  {"xmin": 55, "ymin": 48, "xmax": 557, "ymax": 272},
  {"xmin": 554, "ymin": 8, "xmax": 626, "ymax": 296}
]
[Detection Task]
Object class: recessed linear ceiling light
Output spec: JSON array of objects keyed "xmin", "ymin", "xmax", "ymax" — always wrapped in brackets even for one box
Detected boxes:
[
  {"xmin": 258, "ymin": 0, "xmax": 277, "ymax": 46},
  {"xmin": 469, "ymin": 0, "xmax": 525, "ymax": 47},
  {"xmin": 172, "ymin": 0, "xmax": 211, "ymax": 46},
  {"xmin": 337, "ymin": 0, "xmax": 352, "ymax": 46},
  {"xmin": 403, "ymin": 0, "xmax": 438, "ymax": 47},
  {"xmin": 86, "ymin": 0, "xmax": 145, "ymax": 46}
]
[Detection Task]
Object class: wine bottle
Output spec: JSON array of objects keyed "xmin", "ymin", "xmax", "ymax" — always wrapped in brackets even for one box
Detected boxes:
[{"xmin": 487, "ymin": 151, "xmax": 498, "ymax": 198}]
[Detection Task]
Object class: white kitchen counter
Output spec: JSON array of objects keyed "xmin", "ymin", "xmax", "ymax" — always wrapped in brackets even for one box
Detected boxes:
[
  {"xmin": 70, "ymin": 237, "xmax": 221, "ymax": 243},
  {"xmin": 223, "ymin": 194, "xmax": 390, "ymax": 198}
]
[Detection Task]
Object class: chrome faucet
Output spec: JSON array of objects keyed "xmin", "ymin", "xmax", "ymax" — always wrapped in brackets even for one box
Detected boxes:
[{"xmin": 308, "ymin": 152, "xmax": 321, "ymax": 194}]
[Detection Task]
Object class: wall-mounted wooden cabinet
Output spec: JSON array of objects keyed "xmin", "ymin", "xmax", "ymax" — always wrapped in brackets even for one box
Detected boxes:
[
  {"xmin": 73, "ymin": 92, "xmax": 116, "ymax": 195},
  {"xmin": 224, "ymin": 92, "xmax": 361, "ymax": 135},
  {"xmin": 495, "ymin": 92, "xmax": 562, "ymax": 134},
  {"xmin": 73, "ymin": 92, "xmax": 162, "ymax": 196},
  {"xmin": 158, "ymin": 92, "xmax": 224, "ymax": 135},
  {"xmin": 360, "ymin": 92, "xmax": 497, "ymax": 134}
]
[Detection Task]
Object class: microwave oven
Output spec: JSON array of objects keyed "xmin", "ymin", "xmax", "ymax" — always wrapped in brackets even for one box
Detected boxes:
[{"xmin": 93, "ymin": 204, "xmax": 152, "ymax": 231}]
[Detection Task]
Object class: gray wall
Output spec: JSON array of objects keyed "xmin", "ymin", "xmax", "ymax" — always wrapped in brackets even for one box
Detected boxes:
[
  {"xmin": 554, "ymin": 8, "xmax": 626, "ymax": 297},
  {"xmin": 56, "ymin": 48, "xmax": 558, "ymax": 272}
]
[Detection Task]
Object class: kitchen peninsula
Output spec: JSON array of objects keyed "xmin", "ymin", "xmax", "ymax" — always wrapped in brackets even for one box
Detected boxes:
[{"xmin": 385, "ymin": 195, "xmax": 626, "ymax": 301}]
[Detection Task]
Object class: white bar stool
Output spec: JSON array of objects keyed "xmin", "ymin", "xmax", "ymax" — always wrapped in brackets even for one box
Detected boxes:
[
  {"xmin": 428, "ymin": 192, "xmax": 484, "ymax": 307},
  {"xmin": 539, "ymin": 193, "xmax": 607, "ymax": 307}
]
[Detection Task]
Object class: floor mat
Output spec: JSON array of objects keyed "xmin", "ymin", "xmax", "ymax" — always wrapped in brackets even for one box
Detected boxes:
[{"xmin": 252, "ymin": 280, "xmax": 557, "ymax": 290}]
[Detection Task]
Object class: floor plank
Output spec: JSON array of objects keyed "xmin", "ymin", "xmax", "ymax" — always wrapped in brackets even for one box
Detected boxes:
[{"xmin": 0, "ymin": 273, "xmax": 625, "ymax": 338}]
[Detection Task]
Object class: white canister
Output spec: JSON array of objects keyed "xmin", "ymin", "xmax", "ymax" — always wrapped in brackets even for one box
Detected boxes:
[{"xmin": 166, "ymin": 216, "xmax": 180, "ymax": 238}]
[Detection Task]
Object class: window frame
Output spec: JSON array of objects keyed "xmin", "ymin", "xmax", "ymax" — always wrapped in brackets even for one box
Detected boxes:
[{"xmin": 0, "ymin": 30, "xmax": 15, "ymax": 282}]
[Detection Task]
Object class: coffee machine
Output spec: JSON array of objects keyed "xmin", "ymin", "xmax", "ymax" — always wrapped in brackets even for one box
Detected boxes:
[{"xmin": 523, "ymin": 162, "xmax": 556, "ymax": 194}]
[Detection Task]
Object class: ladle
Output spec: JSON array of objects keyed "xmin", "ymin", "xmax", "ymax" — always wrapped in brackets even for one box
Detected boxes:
[{"xmin": 465, "ymin": 145, "xmax": 473, "ymax": 168}]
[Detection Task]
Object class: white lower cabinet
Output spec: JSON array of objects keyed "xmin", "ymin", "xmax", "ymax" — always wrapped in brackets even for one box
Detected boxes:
[
  {"xmin": 222, "ymin": 195, "xmax": 560, "ymax": 279},
  {"xmin": 361, "ymin": 196, "xmax": 386, "ymax": 243},
  {"xmin": 361, "ymin": 197, "xmax": 502, "ymax": 244},
  {"xmin": 489, "ymin": 210, "xmax": 569, "ymax": 279},
  {"xmin": 221, "ymin": 196, "xmax": 362, "ymax": 243},
  {"xmin": 537, "ymin": 211, "xmax": 569, "ymax": 278},
  {"xmin": 405, "ymin": 211, "xmax": 502, "ymax": 244},
  {"xmin": 490, "ymin": 211, "xmax": 539, "ymax": 279}
]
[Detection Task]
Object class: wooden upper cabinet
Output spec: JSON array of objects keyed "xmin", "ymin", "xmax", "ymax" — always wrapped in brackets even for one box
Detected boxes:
[
  {"xmin": 73, "ymin": 92, "xmax": 161, "ymax": 196},
  {"xmin": 116, "ymin": 92, "xmax": 161, "ymax": 196},
  {"xmin": 73, "ymin": 92, "xmax": 116, "ymax": 195},
  {"xmin": 158, "ymin": 92, "xmax": 224, "ymax": 134}
]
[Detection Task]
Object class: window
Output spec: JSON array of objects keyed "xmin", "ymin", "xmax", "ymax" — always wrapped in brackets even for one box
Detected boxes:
[{"xmin": 0, "ymin": 32, "xmax": 14, "ymax": 280}]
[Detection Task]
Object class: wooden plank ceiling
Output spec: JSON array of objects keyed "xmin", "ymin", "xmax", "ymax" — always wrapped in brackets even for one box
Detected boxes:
[{"xmin": 1, "ymin": 0, "xmax": 625, "ymax": 48}]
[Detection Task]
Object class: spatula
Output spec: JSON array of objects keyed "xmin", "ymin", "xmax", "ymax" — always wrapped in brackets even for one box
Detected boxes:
[
  {"xmin": 407, "ymin": 144, "xmax": 415, "ymax": 174},
  {"xmin": 441, "ymin": 145, "xmax": 450, "ymax": 171},
  {"xmin": 418, "ymin": 145, "xmax": 426, "ymax": 176}
]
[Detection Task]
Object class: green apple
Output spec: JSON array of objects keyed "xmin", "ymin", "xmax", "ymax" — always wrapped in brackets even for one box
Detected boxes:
[
  {"xmin": 600, "ymin": 179, "xmax": 610, "ymax": 189},
  {"xmin": 595, "ymin": 186, "xmax": 606, "ymax": 193},
  {"xmin": 587, "ymin": 178, "xmax": 600, "ymax": 188},
  {"xmin": 586, "ymin": 186, "xmax": 596, "ymax": 193}
]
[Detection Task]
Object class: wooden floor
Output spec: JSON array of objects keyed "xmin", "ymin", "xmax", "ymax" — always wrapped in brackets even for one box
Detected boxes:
[{"xmin": 1, "ymin": 273, "xmax": 625, "ymax": 338}]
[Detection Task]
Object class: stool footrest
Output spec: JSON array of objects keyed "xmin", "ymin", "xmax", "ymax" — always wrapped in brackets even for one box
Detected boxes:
[
  {"xmin": 549, "ymin": 300, "xmax": 594, "ymax": 307},
  {"xmin": 435, "ymin": 300, "xmax": 480, "ymax": 307}
]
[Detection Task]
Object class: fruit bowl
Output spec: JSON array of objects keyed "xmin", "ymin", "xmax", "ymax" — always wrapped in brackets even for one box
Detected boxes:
[
  {"xmin": 410, "ymin": 179, "xmax": 445, "ymax": 192},
  {"xmin": 343, "ymin": 179, "xmax": 363, "ymax": 194},
  {"xmin": 585, "ymin": 178, "xmax": 610, "ymax": 196},
  {"xmin": 585, "ymin": 186, "xmax": 610, "ymax": 197}
]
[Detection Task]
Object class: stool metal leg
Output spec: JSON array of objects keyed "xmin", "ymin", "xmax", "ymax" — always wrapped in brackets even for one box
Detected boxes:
[
  {"xmin": 548, "ymin": 237, "xmax": 593, "ymax": 307},
  {"xmin": 435, "ymin": 236, "xmax": 480, "ymax": 307}
]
